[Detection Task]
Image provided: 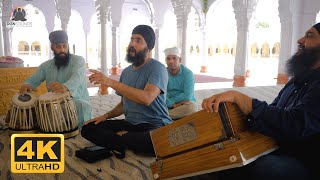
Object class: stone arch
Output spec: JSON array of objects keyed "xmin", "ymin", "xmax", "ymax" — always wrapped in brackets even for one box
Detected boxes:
[
  {"xmin": 141, "ymin": 0, "xmax": 156, "ymax": 24},
  {"xmin": 206, "ymin": 0, "xmax": 236, "ymax": 57},
  {"xmin": 191, "ymin": 0, "xmax": 206, "ymax": 28}
]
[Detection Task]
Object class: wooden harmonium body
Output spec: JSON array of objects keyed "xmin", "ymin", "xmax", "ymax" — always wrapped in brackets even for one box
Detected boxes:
[{"xmin": 150, "ymin": 102, "xmax": 278, "ymax": 180}]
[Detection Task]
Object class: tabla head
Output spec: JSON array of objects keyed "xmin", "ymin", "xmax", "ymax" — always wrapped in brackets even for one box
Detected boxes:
[
  {"xmin": 12, "ymin": 92, "xmax": 38, "ymax": 107},
  {"xmin": 39, "ymin": 91, "xmax": 71, "ymax": 101}
]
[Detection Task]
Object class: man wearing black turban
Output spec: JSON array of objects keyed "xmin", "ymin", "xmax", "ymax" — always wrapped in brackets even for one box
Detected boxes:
[
  {"xmin": 81, "ymin": 25, "xmax": 172, "ymax": 157},
  {"xmin": 19, "ymin": 30, "xmax": 92, "ymax": 127},
  {"xmin": 200, "ymin": 22, "xmax": 320, "ymax": 180}
]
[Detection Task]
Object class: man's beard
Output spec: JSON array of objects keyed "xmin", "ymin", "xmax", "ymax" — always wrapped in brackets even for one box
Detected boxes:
[
  {"xmin": 286, "ymin": 45, "xmax": 320, "ymax": 78},
  {"xmin": 54, "ymin": 51, "xmax": 70, "ymax": 69},
  {"xmin": 125, "ymin": 46, "xmax": 148, "ymax": 67}
]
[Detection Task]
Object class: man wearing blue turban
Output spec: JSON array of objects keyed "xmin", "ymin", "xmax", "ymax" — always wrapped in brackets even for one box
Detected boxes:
[{"xmin": 20, "ymin": 30, "xmax": 92, "ymax": 127}]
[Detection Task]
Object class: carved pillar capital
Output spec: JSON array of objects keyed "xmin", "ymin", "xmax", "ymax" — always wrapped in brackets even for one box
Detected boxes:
[
  {"xmin": 96, "ymin": 0, "xmax": 110, "ymax": 25},
  {"xmin": 55, "ymin": 0, "xmax": 71, "ymax": 31},
  {"xmin": 2, "ymin": 0, "xmax": 12, "ymax": 22},
  {"xmin": 171, "ymin": 0, "xmax": 192, "ymax": 28},
  {"xmin": 232, "ymin": 0, "xmax": 257, "ymax": 31},
  {"xmin": 1, "ymin": 0, "xmax": 13, "ymax": 56},
  {"xmin": 170, "ymin": 0, "xmax": 192, "ymax": 66}
]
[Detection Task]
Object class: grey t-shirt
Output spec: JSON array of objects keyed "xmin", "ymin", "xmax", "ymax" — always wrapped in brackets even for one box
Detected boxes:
[{"xmin": 118, "ymin": 59, "xmax": 172, "ymax": 127}]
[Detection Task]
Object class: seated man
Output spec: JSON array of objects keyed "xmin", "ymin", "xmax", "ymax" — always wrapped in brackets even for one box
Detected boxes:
[
  {"xmin": 201, "ymin": 22, "xmax": 320, "ymax": 180},
  {"xmin": 81, "ymin": 25, "xmax": 172, "ymax": 157},
  {"xmin": 164, "ymin": 47, "xmax": 198, "ymax": 120},
  {"xmin": 19, "ymin": 30, "xmax": 92, "ymax": 127}
]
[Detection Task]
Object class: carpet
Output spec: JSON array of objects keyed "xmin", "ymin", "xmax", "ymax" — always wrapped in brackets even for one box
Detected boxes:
[{"xmin": 194, "ymin": 74, "xmax": 233, "ymax": 83}]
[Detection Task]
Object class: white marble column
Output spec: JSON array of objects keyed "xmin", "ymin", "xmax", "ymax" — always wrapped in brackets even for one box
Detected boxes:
[
  {"xmin": 55, "ymin": 0, "xmax": 71, "ymax": 32},
  {"xmin": 84, "ymin": 31, "xmax": 89, "ymax": 67},
  {"xmin": 154, "ymin": 28, "xmax": 160, "ymax": 61},
  {"xmin": 46, "ymin": 19, "xmax": 54, "ymax": 59},
  {"xmin": 232, "ymin": 0, "xmax": 257, "ymax": 87},
  {"xmin": 2, "ymin": 0, "xmax": 12, "ymax": 56},
  {"xmin": 171, "ymin": 0, "xmax": 192, "ymax": 66},
  {"xmin": 0, "ymin": 5, "xmax": 4, "ymax": 56},
  {"xmin": 200, "ymin": 26, "xmax": 208, "ymax": 73},
  {"xmin": 277, "ymin": 0, "xmax": 292, "ymax": 84},
  {"xmin": 100, "ymin": 10, "xmax": 108, "ymax": 76},
  {"xmin": 111, "ymin": 25, "xmax": 120, "ymax": 75},
  {"xmin": 96, "ymin": 0, "xmax": 110, "ymax": 94}
]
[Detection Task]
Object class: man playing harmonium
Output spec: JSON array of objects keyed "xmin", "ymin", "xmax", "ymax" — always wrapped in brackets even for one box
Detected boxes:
[{"xmin": 201, "ymin": 22, "xmax": 320, "ymax": 180}]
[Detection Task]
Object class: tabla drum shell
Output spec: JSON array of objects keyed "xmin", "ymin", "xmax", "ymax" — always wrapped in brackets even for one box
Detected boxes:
[
  {"xmin": 8, "ymin": 92, "xmax": 39, "ymax": 135},
  {"xmin": 37, "ymin": 91, "xmax": 79, "ymax": 139}
]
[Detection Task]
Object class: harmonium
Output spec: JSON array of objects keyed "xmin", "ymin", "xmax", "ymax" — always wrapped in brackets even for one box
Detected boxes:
[{"xmin": 150, "ymin": 102, "xmax": 278, "ymax": 180}]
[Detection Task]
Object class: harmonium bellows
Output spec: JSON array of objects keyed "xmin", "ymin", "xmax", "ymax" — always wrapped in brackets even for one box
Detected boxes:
[{"xmin": 150, "ymin": 102, "xmax": 278, "ymax": 180}]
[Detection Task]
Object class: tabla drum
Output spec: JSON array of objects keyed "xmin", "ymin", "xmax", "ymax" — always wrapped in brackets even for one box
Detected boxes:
[
  {"xmin": 37, "ymin": 91, "xmax": 79, "ymax": 139},
  {"xmin": 8, "ymin": 92, "xmax": 39, "ymax": 135}
]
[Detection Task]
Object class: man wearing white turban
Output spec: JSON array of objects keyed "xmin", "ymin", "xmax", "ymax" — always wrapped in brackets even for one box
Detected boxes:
[{"xmin": 164, "ymin": 47, "xmax": 198, "ymax": 120}]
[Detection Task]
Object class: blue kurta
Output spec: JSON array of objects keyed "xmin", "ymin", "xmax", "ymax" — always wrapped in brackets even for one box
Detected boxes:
[
  {"xmin": 166, "ymin": 64, "xmax": 196, "ymax": 108},
  {"xmin": 24, "ymin": 54, "xmax": 92, "ymax": 127}
]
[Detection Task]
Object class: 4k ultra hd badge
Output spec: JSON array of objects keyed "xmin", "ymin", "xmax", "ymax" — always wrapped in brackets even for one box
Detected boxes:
[{"xmin": 11, "ymin": 134, "xmax": 64, "ymax": 173}]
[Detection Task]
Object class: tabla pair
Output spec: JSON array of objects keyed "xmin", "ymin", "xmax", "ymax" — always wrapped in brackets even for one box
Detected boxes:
[{"xmin": 6, "ymin": 91, "xmax": 79, "ymax": 139}]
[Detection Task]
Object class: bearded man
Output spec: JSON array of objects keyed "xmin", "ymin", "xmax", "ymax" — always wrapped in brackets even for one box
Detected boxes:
[
  {"xmin": 201, "ymin": 22, "xmax": 320, "ymax": 180},
  {"xmin": 20, "ymin": 30, "xmax": 92, "ymax": 127},
  {"xmin": 81, "ymin": 25, "xmax": 172, "ymax": 157}
]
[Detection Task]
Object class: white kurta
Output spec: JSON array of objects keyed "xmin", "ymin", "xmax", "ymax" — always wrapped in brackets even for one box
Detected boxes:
[{"xmin": 24, "ymin": 54, "xmax": 92, "ymax": 127}]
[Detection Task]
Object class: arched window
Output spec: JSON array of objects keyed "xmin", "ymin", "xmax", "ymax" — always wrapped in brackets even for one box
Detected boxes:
[
  {"xmin": 208, "ymin": 45, "xmax": 213, "ymax": 56},
  {"xmin": 272, "ymin": 42, "xmax": 280, "ymax": 57},
  {"xmin": 31, "ymin": 41, "xmax": 41, "ymax": 56},
  {"xmin": 223, "ymin": 44, "xmax": 229, "ymax": 54},
  {"xmin": 18, "ymin": 41, "xmax": 29, "ymax": 55},
  {"xmin": 261, "ymin": 43, "xmax": 270, "ymax": 58},
  {"xmin": 231, "ymin": 44, "xmax": 236, "ymax": 56},
  {"xmin": 215, "ymin": 45, "xmax": 221, "ymax": 54},
  {"xmin": 251, "ymin": 43, "xmax": 259, "ymax": 57},
  {"xmin": 190, "ymin": 45, "xmax": 194, "ymax": 54}
]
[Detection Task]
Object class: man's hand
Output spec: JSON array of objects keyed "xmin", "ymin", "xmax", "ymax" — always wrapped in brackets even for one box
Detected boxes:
[
  {"xmin": 201, "ymin": 90, "xmax": 252, "ymax": 115},
  {"xmin": 202, "ymin": 90, "xmax": 237, "ymax": 113},
  {"xmin": 48, "ymin": 82, "xmax": 68, "ymax": 93},
  {"xmin": 89, "ymin": 69, "xmax": 115, "ymax": 87},
  {"xmin": 83, "ymin": 113, "xmax": 109, "ymax": 125},
  {"xmin": 19, "ymin": 84, "xmax": 37, "ymax": 95}
]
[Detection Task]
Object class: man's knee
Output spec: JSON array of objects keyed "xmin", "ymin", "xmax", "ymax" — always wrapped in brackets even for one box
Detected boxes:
[
  {"xmin": 184, "ymin": 101, "xmax": 199, "ymax": 113},
  {"xmin": 81, "ymin": 123, "xmax": 95, "ymax": 138}
]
